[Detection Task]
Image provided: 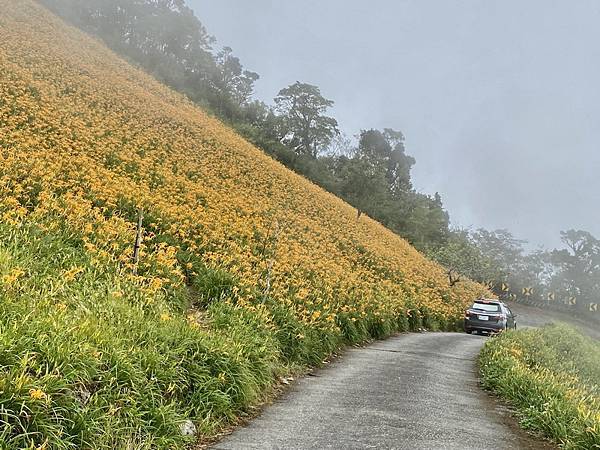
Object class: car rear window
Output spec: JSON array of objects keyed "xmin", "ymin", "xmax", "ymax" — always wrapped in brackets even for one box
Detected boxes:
[{"xmin": 471, "ymin": 302, "xmax": 500, "ymax": 312}]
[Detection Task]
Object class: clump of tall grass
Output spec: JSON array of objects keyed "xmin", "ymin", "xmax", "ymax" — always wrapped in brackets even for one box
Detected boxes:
[
  {"xmin": 0, "ymin": 219, "xmax": 283, "ymax": 448},
  {"xmin": 480, "ymin": 324, "xmax": 600, "ymax": 449}
]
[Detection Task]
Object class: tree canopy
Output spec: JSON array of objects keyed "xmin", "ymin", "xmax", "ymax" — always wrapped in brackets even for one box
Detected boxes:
[{"xmin": 274, "ymin": 82, "xmax": 339, "ymax": 157}]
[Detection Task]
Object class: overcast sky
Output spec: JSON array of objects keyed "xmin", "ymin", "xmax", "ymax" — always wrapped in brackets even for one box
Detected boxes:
[{"xmin": 189, "ymin": 0, "xmax": 600, "ymax": 249}]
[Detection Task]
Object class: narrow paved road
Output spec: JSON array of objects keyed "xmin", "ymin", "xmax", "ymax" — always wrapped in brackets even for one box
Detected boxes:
[
  {"xmin": 213, "ymin": 304, "xmax": 595, "ymax": 449},
  {"xmin": 213, "ymin": 332, "xmax": 554, "ymax": 450}
]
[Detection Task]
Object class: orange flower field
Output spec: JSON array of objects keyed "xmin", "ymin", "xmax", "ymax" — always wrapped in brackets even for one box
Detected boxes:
[{"xmin": 0, "ymin": 1, "xmax": 488, "ymax": 447}]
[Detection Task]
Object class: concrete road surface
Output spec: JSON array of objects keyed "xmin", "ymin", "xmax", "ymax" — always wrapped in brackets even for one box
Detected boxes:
[
  {"xmin": 213, "ymin": 304, "xmax": 595, "ymax": 449},
  {"xmin": 213, "ymin": 332, "xmax": 555, "ymax": 450}
]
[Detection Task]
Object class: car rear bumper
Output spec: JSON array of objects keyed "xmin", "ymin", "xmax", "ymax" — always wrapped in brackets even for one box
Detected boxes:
[{"xmin": 464, "ymin": 319, "xmax": 505, "ymax": 333}]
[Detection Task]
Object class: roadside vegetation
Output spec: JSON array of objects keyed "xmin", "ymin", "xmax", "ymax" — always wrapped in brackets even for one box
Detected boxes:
[
  {"xmin": 0, "ymin": 2, "xmax": 488, "ymax": 447},
  {"xmin": 480, "ymin": 324, "xmax": 600, "ymax": 449}
]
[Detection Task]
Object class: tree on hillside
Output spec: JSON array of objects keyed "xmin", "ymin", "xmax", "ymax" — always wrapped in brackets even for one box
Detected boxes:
[
  {"xmin": 328, "ymin": 128, "xmax": 449, "ymax": 248},
  {"xmin": 274, "ymin": 82, "xmax": 339, "ymax": 157},
  {"xmin": 514, "ymin": 249, "xmax": 554, "ymax": 294},
  {"xmin": 404, "ymin": 192, "xmax": 449, "ymax": 249},
  {"xmin": 549, "ymin": 230, "xmax": 600, "ymax": 310},
  {"xmin": 357, "ymin": 129, "xmax": 415, "ymax": 195},
  {"xmin": 336, "ymin": 156, "xmax": 389, "ymax": 218},
  {"xmin": 428, "ymin": 229, "xmax": 500, "ymax": 283},
  {"xmin": 334, "ymin": 129, "xmax": 415, "ymax": 218},
  {"xmin": 467, "ymin": 228, "xmax": 529, "ymax": 293},
  {"xmin": 430, "ymin": 227, "xmax": 539, "ymax": 295},
  {"xmin": 210, "ymin": 46, "xmax": 260, "ymax": 116},
  {"xmin": 214, "ymin": 47, "xmax": 259, "ymax": 104},
  {"xmin": 325, "ymin": 133, "xmax": 355, "ymax": 158},
  {"xmin": 470, "ymin": 229, "xmax": 526, "ymax": 273}
]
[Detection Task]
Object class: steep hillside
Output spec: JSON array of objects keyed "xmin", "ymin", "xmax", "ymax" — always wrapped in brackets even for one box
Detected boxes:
[{"xmin": 0, "ymin": 1, "xmax": 487, "ymax": 447}]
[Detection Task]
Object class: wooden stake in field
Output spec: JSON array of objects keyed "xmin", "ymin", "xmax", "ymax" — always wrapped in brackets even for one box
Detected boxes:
[
  {"xmin": 263, "ymin": 219, "xmax": 284, "ymax": 298},
  {"xmin": 132, "ymin": 208, "xmax": 144, "ymax": 275}
]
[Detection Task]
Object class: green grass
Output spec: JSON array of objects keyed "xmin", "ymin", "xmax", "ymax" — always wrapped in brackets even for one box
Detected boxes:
[
  {"xmin": 0, "ymin": 215, "xmax": 458, "ymax": 448},
  {"xmin": 0, "ymin": 219, "xmax": 280, "ymax": 448},
  {"xmin": 479, "ymin": 324, "xmax": 600, "ymax": 449}
]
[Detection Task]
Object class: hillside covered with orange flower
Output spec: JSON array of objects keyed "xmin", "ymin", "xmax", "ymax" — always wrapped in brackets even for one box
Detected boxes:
[{"xmin": 0, "ymin": 1, "xmax": 487, "ymax": 447}]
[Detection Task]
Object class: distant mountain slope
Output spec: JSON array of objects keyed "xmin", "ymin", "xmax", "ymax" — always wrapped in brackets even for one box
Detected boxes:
[{"xmin": 0, "ymin": 1, "xmax": 487, "ymax": 447}]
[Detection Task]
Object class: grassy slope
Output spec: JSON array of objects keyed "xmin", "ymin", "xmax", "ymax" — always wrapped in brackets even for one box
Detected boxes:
[
  {"xmin": 480, "ymin": 325, "xmax": 600, "ymax": 449},
  {"xmin": 0, "ymin": 1, "xmax": 487, "ymax": 447}
]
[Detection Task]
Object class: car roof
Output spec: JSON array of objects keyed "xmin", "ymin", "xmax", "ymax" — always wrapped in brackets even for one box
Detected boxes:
[{"xmin": 473, "ymin": 298, "xmax": 500, "ymax": 304}]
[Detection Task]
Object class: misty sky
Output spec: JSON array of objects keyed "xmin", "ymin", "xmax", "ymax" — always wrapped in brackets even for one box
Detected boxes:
[{"xmin": 189, "ymin": 0, "xmax": 600, "ymax": 249}]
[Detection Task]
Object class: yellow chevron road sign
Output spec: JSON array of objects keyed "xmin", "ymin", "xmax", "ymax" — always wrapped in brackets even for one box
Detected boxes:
[
  {"xmin": 547, "ymin": 292, "xmax": 555, "ymax": 301},
  {"xmin": 485, "ymin": 280, "xmax": 494, "ymax": 289},
  {"xmin": 501, "ymin": 283, "xmax": 509, "ymax": 292},
  {"xmin": 568, "ymin": 297, "xmax": 577, "ymax": 306},
  {"xmin": 522, "ymin": 287, "xmax": 533, "ymax": 296},
  {"xmin": 590, "ymin": 303, "xmax": 598, "ymax": 312}
]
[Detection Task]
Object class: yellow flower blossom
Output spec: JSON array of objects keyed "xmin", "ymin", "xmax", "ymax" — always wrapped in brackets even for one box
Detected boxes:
[
  {"xmin": 29, "ymin": 388, "xmax": 47, "ymax": 401},
  {"xmin": 63, "ymin": 266, "xmax": 84, "ymax": 282},
  {"xmin": 1, "ymin": 267, "xmax": 25, "ymax": 285}
]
